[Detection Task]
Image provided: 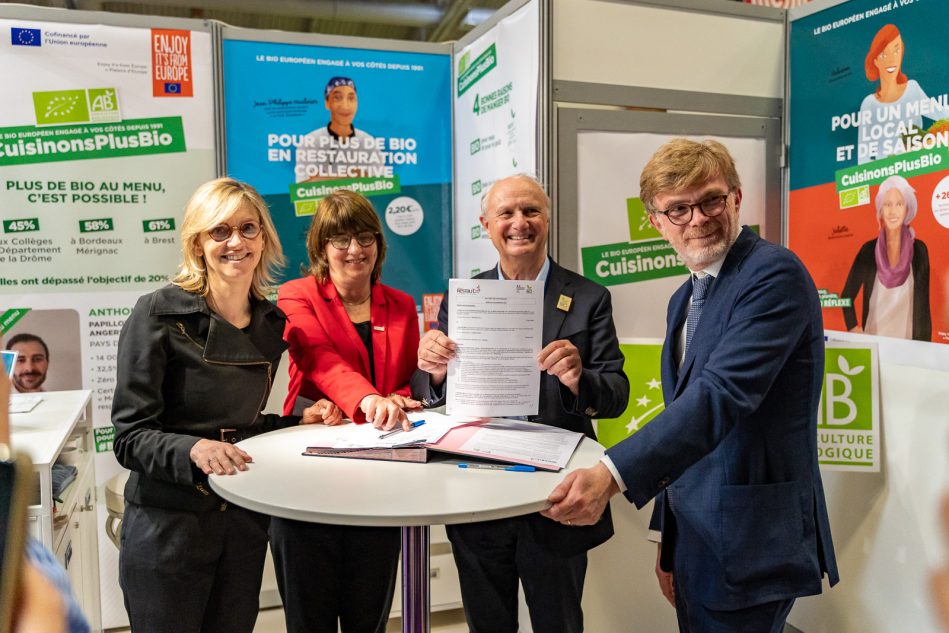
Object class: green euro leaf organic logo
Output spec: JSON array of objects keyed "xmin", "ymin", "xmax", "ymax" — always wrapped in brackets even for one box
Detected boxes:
[
  {"xmin": 818, "ymin": 348, "xmax": 873, "ymax": 430},
  {"xmin": 33, "ymin": 89, "xmax": 90, "ymax": 125},
  {"xmin": 838, "ymin": 185, "xmax": 869, "ymax": 209},
  {"xmin": 626, "ymin": 197, "xmax": 661, "ymax": 242},
  {"xmin": 597, "ymin": 343, "xmax": 664, "ymax": 448}
]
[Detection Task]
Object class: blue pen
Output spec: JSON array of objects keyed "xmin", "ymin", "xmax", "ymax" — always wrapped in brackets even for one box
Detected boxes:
[
  {"xmin": 378, "ymin": 419, "xmax": 425, "ymax": 439},
  {"xmin": 458, "ymin": 463, "xmax": 536, "ymax": 472}
]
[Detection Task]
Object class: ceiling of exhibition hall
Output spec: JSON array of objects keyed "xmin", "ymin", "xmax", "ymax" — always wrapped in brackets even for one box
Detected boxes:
[{"xmin": 0, "ymin": 0, "xmax": 513, "ymax": 42}]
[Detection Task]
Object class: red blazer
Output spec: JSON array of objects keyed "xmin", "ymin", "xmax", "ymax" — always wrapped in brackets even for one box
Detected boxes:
[{"xmin": 277, "ymin": 276, "xmax": 420, "ymax": 423}]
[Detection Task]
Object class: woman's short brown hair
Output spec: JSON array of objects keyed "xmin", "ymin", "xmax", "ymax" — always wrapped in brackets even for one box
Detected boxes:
[
  {"xmin": 173, "ymin": 177, "xmax": 284, "ymax": 299},
  {"xmin": 639, "ymin": 139, "xmax": 741, "ymax": 213},
  {"xmin": 305, "ymin": 189, "xmax": 386, "ymax": 284}
]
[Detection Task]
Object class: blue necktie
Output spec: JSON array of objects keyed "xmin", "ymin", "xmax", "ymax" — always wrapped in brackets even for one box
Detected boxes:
[{"xmin": 684, "ymin": 275, "xmax": 713, "ymax": 354}]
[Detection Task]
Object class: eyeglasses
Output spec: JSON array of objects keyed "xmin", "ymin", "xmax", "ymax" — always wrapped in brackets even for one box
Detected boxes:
[
  {"xmin": 207, "ymin": 221, "xmax": 261, "ymax": 242},
  {"xmin": 326, "ymin": 231, "xmax": 377, "ymax": 250},
  {"xmin": 658, "ymin": 192, "xmax": 730, "ymax": 226}
]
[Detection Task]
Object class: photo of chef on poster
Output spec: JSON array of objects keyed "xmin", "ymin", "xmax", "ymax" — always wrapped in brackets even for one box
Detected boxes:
[
  {"xmin": 788, "ymin": 0, "xmax": 949, "ymax": 345},
  {"xmin": 222, "ymin": 38, "xmax": 452, "ymax": 307}
]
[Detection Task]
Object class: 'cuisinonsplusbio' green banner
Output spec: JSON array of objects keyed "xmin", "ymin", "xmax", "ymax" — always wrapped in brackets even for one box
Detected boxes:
[
  {"xmin": 581, "ymin": 239, "xmax": 686, "ymax": 287},
  {"xmin": 0, "ymin": 116, "xmax": 187, "ymax": 166},
  {"xmin": 457, "ymin": 43, "xmax": 496, "ymax": 97},
  {"xmin": 289, "ymin": 176, "xmax": 401, "ymax": 216},
  {"xmin": 834, "ymin": 145, "xmax": 949, "ymax": 193}
]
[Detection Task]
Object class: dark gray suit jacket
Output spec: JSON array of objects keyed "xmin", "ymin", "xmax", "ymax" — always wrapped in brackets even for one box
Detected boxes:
[{"xmin": 411, "ymin": 258, "xmax": 629, "ymax": 555}]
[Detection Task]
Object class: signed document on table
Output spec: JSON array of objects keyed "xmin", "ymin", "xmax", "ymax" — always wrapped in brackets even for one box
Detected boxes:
[
  {"xmin": 446, "ymin": 278, "xmax": 543, "ymax": 417},
  {"xmin": 303, "ymin": 414, "xmax": 582, "ymax": 471}
]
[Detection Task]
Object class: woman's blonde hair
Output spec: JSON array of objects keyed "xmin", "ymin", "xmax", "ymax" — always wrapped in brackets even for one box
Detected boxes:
[
  {"xmin": 305, "ymin": 189, "xmax": 386, "ymax": 284},
  {"xmin": 173, "ymin": 177, "xmax": 284, "ymax": 299}
]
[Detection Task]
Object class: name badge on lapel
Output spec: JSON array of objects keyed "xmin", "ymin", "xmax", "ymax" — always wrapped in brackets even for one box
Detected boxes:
[{"xmin": 556, "ymin": 294, "xmax": 572, "ymax": 312}]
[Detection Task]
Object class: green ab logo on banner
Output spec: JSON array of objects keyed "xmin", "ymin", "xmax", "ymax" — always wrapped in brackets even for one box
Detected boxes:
[
  {"xmin": 818, "ymin": 347, "xmax": 872, "ymax": 429},
  {"xmin": 88, "ymin": 88, "xmax": 120, "ymax": 120},
  {"xmin": 33, "ymin": 87, "xmax": 121, "ymax": 126},
  {"xmin": 596, "ymin": 342, "xmax": 664, "ymax": 448},
  {"xmin": 817, "ymin": 344, "xmax": 878, "ymax": 471}
]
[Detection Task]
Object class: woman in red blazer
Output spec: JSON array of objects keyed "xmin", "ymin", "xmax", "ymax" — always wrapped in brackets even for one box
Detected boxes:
[{"xmin": 272, "ymin": 190, "xmax": 421, "ymax": 633}]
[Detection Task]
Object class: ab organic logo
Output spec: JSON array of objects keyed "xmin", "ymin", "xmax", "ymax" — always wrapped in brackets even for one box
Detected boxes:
[
  {"xmin": 818, "ymin": 348, "xmax": 872, "ymax": 430},
  {"xmin": 817, "ymin": 345, "xmax": 879, "ymax": 471}
]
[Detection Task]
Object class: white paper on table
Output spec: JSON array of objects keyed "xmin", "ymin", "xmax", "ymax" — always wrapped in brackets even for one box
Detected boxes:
[
  {"xmin": 9, "ymin": 393, "xmax": 43, "ymax": 414},
  {"xmin": 446, "ymin": 278, "xmax": 543, "ymax": 417},
  {"xmin": 309, "ymin": 411, "xmax": 476, "ymax": 449},
  {"xmin": 457, "ymin": 421, "xmax": 582, "ymax": 470}
]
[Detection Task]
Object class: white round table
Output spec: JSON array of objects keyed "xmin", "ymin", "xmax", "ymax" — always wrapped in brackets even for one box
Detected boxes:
[{"xmin": 209, "ymin": 423, "xmax": 605, "ymax": 633}]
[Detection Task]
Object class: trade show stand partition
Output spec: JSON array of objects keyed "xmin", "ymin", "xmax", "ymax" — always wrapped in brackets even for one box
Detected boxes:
[
  {"xmin": 0, "ymin": 1, "xmax": 544, "ymax": 628},
  {"xmin": 785, "ymin": 0, "xmax": 949, "ymax": 631},
  {"xmin": 2, "ymin": 0, "xmax": 947, "ymax": 631},
  {"xmin": 547, "ymin": 1, "xmax": 949, "ymax": 632}
]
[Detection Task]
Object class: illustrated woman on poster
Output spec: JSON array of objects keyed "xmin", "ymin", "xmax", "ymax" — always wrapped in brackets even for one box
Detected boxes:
[
  {"xmin": 858, "ymin": 24, "xmax": 949, "ymax": 164},
  {"xmin": 841, "ymin": 175, "xmax": 932, "ymax": 341}
]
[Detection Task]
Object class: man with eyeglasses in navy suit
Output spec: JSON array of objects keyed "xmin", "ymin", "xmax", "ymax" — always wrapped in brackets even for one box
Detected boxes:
[{"xmin": 543, "ymin": 139, "xmax": 839, "ymax": 633}]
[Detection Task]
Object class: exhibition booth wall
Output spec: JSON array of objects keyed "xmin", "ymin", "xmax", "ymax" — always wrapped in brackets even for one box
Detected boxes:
[{"xmin": 1, "ymin": 0, "xmax": 947, "ymax": 631}]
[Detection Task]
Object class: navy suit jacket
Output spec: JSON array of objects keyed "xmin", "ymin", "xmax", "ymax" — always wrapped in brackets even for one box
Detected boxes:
[
  {"xmin": 606, "ymin": 228, "xmax": 839, "ymax": 610},
  {"xmin": 411, "ymin": 258, "xmax": 629, "ymax": 555}
]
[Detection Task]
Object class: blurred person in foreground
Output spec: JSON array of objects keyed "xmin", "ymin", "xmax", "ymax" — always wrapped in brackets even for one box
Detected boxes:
[{"xmin": 1, "ymin": 357, "xmax": 88, "ymax": 633}]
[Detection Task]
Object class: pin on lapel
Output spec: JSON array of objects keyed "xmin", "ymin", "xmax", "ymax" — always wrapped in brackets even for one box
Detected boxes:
[
  {"xmin": 373, "ymin": 325, "xmax": 385, "ymax": 331},
  {"xmin": 556, "ymin": 294, "xmax": 572, "ymax": 312}
]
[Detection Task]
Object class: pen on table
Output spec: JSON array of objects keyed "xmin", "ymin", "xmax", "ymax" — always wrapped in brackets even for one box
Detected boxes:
[
  {"xmin": 457, "ymin": 463, "xmax": 536, "ymax": 472},
  {"xmin": 378, "ymin": 419, "xmax": 425, "ymax": 439}
]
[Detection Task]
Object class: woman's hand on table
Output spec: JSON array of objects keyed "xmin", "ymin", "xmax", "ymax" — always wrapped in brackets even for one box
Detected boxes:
[
  {"xmin": 359, "ymin": 394, "xmax": 412, "ymax": 431},
  {"xmin": 191, "ymin": 439, "xmax": 252, "ymax": 475},
  {"xmin": 301, "ymin": 399, "xmax": 343, "ymax": 426},
  {"xmin": 386, "ymin": 393, "xmax": 422, "ymax": 412}
]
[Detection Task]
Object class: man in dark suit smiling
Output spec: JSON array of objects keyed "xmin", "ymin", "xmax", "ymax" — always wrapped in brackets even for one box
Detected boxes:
[
  {"xmin": 412, "ymin": 174, "xmax": 628, "ymax": 633},
  {"xmin": 543, "ymin": 139, "xmax": 839, "ymax": 633}
]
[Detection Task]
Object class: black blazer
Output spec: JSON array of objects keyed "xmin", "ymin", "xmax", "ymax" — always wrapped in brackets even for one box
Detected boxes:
[
  {"xmin": 841, "ymin": 237, "xmax": 931, "ymax": 341},
  {"xmin": 112, "ymin": 284, "xmax": 297, "ymax": 511},
  {"xmin": 411, "ymin": 259, "xmax": 629, "ymax": 555}
]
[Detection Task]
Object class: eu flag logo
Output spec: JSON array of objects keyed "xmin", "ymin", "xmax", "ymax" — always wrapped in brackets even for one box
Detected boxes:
[
  {"xmin": 163, "ymin": 82, "xmax": 181, "ymax": 94},
  {"xmin": 12, "ymin": 28, "xmax": 41, "ymax": 46}
]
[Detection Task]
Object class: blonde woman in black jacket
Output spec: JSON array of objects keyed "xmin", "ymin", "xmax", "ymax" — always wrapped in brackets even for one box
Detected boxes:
[{"xmin": 112, "ymin": 178, "xmax": 339, "ymax": 633}]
